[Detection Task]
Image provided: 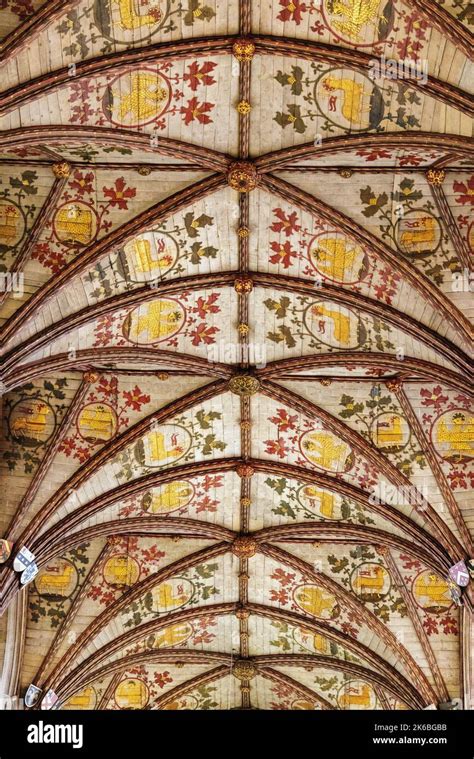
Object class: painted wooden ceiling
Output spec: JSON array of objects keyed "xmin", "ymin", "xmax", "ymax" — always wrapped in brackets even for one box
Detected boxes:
[{"xmin": 0, "ymin": 0, "xmax": 472, "ymax": 712}]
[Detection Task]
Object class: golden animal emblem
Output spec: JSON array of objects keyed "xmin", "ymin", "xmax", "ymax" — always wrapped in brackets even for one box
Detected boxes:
[
  {"xmin": 351, "ymin": 564, "xmax": 389, "ymax": 597},
  {"xmin": 152, "ymin": 578, "xmax": 194, "ymax": 613},
  {"xmin": 309, "ymin": 303, "xmax": 354, "ymax": 346},
  {"xmin": 78, "ymin": 403, "xmax": 117, "ymax": 443},
  {"xmin": 322, "ymin": 76, "xmax": 368, "ymax": 123},
  {"xmin": 294, "ymin": 585, "xmax": 337, "ymax": 619},
  {"xmin": 124, "ymin": 236, "xmax": 176, "ymax": 276},
  {"xmin": 339, "ymin": 683, "xmax": 373, "ymax": 709},
  {"xmin": 147, "ymin": 431, "xmax": 185, "ymax": 464},
  {"xmin": 35, "ymin": 559, "xmax": 77, "ymax": 599},
  {"xmin": 301, "ymin": 430, "xmax": 352, "ymax": 472},
  {"xmin": 103, "ymin": 555, "xmax": 140, "ymax": 588},
  {"xmin": 0, "ymin": 202, "xmax": 21, "ymax": 243},
  {"xmin": 299, "ymin": 485, "xmax": 340, "ymax": 519},
  {"xmin": 115, "ymin": 678, "xmax": 149, "ymax": 709},
  {"xmin": 63, "ymin": 687, "xmax": 96, "ymax": 710},
  {"xmin": 414, "ymin": 572, "xmax": 452, "ymax": 611},
  {"xmin": 113, "ymin": 0, "xmax": 163, "ymax": 30},
  {"xmin": 153, "ymin": 622, "xmax": 193, "ymax": 649},
  {"xmin": 372, "ymin": 414, "xmax": 406, "ymax": 450},
  {"xmin": 10, "ymin": 401, "xmax": 51, "ymax": 442},
  {"xmin": 110, "ymin": 71, "xmax": 169, "ymax": 125},
  {"xmin": 142, "ymin": 480, "xmax": 194, "ymax": 514},
  {"xmin": 125, "ymin": 299, "xmax": 185, "ymax": 344},
  {"xmin": 328, "ymin": 0, "xmax": 384, "ymax": 41},
  {"xmin": 292, "ymin": 698, "xmax": 317, "ymax": 710},
  {"xmin": 399, "ymin": 215, "xmax": 437, "ymax": 254},
  {"xmin": 55, "ymin": 203, "xmax": 95, "ymax": 245},
  {"xmin": 310, "ymin": 237, "xmax": 366, "ymax": 283},
  {"xmin": 434, "ymin": 412, "xmax": 473, "ymax": 462}
]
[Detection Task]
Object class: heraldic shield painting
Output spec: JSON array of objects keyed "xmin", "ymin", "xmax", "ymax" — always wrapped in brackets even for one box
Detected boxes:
[{"xmin": 0, "ymin": 0, "xmax": 472, "ymax": 718}]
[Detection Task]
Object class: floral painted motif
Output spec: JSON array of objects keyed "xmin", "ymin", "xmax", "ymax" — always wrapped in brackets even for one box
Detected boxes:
[
  {"xmin": 398, "ymin": 554, "xmax": 458, "ymax": 637},
  {"xmin": 359, "ymin": 178, "xmax": 456, "ymax": 284},
  {"xmin": 163, "ymin": 684, "xmax": 219, "ymax": 710},
  {"xmin": 264, "ymin": 476, "xmax": 375, "ymax": 524},
  {"xmin": 0, "ymin": 170, "xmax": 38, "ymax": 269},
  {"xmin": 419, "ymin": 385, "xmax": 473, "ymax": 490},
  {"xmin": 32, "ymin": 169, "xmax": 137, "ymax": 273},
  {"xmin": 263, "ymin": 293, "xmax": 396, "ymax": 352},
  {"xmin": 338, "ymin": 384, "xmax": 426, "ymax": 476},
  {"xmin": 87, "ymin": 208, "xmax": 219, "ymax": 300},
  {"xmin": 92, "ymin": 290, "xmax": 223, "ymax": 350},
  {"xmin": 112, "ymin": 406, "xmax": 227, "ymax": 483},
  {"xmin": 0, "ymin": 0, "xmax": 37, "ymax": 21},
  {"xmin": 273, "ymin": 62, "xmax": 422, "ymax": 137},
  {"xmin": 267, "ymin": 680, "xmax": 321, "ymax": 710},
  {"xmin": 121, "ymin": 562, "xmax": 221, "ymax": 629},
  {"xmin": 265, "ymin": 206, "xmax": 401, "ymax": 305},
  {"xmin": 65, "ymin": 60, "xmax": 218, "ymax": 133},
  {"xmin": 118, "ymin": 474, "xmax": 224, "ymax": 518},
  {"xmin": 29, "ymin": 544, "xmax": 90, "ymax": 628},
  {"xmin": 269, "ymin": 619, "xmax": 361, "ymax": 663},
  {"xmin": 87, "ymin": 538, "xmax": 167, "ymax": 608},
  {"xmin": 59, "ymin": 376, "xmax": 150, "ymax": 463},
  {"xmin": 126, "ymin": 615, "xmax": 218, "ymax": 654},
  {"xmin": 3, "ymin": 378, "xmax": 68, "ymax": 474},
  {"xmin": 453, "ymin": 175, "xmax": 474, "ymax": 207},
  {"xmin": 327, "ymin": 546, "xmax": 406, "ymax": 622},
  {"xmin": 56, "ymin": 0, "xmax": 217, "ymax": 57}
]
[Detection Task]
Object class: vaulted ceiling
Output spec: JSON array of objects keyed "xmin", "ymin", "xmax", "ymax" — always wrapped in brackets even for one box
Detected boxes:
[{"xmin": 0, "ymin": 0, "xmax": 472, "ymax": 712}]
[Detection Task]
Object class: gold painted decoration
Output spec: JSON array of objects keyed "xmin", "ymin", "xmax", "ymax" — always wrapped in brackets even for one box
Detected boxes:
[
  {"xmin": 141, "ymin": 480, "xmax": 195, "ymax": 514},
  {"xmin": 299, "ymin": 429, "xmax": 354, "ymax": 473},
  {"xmin": 307, "ymin": 232, "xmax": 369, "ymax": 284},
  {"xmin": 103, "ymin": 555, "xmax": 141, "ymax": 588},
  {"xmin": 152, "ymin": 622, "xmax": 194, "ymax": 648},
  {"xmin": 162, "ymin": 695, "xmax": 198, "ymax": 710},
  {"xmin": 303, "ymin": 301, "xmax": 364, "ymax": 348},
  {"xmin": 0, "ymin": 199, "xmax": 25, "ymax": 249},
  {"xmin": 431, "ymin": 410, "xmax": 473, "ymax": 464},
  {"xmin": 103, "ymin": 69, "xmax": 172, "ymax": 127},
  {"xmin": 413, "ymin": 571, "xmax": 453, "ymax": 614},
  {"xmin": 53, "ymin": 201, "xmax": 98, "ymax": 246},
  {"xmin": 52, "ymin": 162, "xmax": 71, "ymax": 179},
  {"xmin": 34, "ymin": 558, "xmax": 79, "ymax": 601},
  {"xmin": 227, "ymin": 162, "xmax": 259, "ymax": 193},
  {"xmin": 296, "ymin": 485, "xmax": 345, "ymax": 520},
  {"xmin": 228, "ymin": 375, "xmax": 260, "ymax": 396},
  {"xmin": 315, "ymin": 68, "xmax": 384, "ymax": 131},
  {"xmin": 293, "ymin": 628, "xmax": 334, "ymax": 656},
  {"xmin": 370, "ymin": 413, "xmax": 410, "ymax": 452},
  {"xmin": 234, "ymin": 277, "xmax": 253, "ymax": 294},
  {"xmin": 119, "ymin": 231, "xmax": 179, "ymax": 283},
  {"xmin": 150, "ymin": 577, "xmax": 195, "ymax": 613},
  {"xmin": 123, "ymin": 298, "xmax": 186, "ymax": 345},
  {"xmin": 8, "ymin": 399, "xmax": 56, "ymax": 448},
  {"xmin": 63, "ymin": 687, "xmax": 97, "ymax": 711},
  {"xmin": 77, "ymin": 402, "xmax": 118, "ymax": 443},
  {"xmin": 135, "ymin": 424, "xmax": 192, "ymax": 468},
  {"xmin": 292, "ymin": 698, "xmax": 318, "ymax": 710},
  {"xmin": 232, "ymin": 660, "xmax": 258, "ymax": 681},
  {"xmin": 321, "ymin": 0, "xmax": 395, "ymax": 45},
  {"xmin": 231, "ymin": 536, "xmax": 258, "ymax": 558},
  {"xmin": 395, "ymin": 210, "xmax": 442, "ymax": 257},
  {"xmin": 293, "ymin": 584, "xmax": 339, "ymax": 619},
  {"xmin": 337, "ymin": 681, "xmax": 377, "ymax": 709},
  {"xmin": 115, "ymin": 678, "xmax": 149, "ymax": 709},
  {"xmin": 232, "ymin": 39, "xmax": 256, "ymax": 62},
  {"xmin": 426, "ymin": 169, "xmax": 446, "ymax": 186},
  {"xmin": 350, "ymin": 562, "xmax": 391, "ymax": 601},
  {"xmin": 93, "ymin": 0, "xmax": 169, "ymax": 43}
]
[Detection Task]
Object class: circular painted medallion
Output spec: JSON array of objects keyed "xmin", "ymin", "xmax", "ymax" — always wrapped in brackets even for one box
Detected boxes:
[
  {"xmin": 123, "ymin": 297, "xmax": 186, "ymax": 345},
  {"xmin": 93, "ymin": 0, "xmax": 171, "ymax": 44},
  {"xmin": 53, "ymin": 201, "xmax": 98, "ymax": 247},
  {"xmin": 303, "ymin": 300, "xmax": 365, "ymax": 349},
  {"xmin": 151, "ymin": 577, "xmax": 195, "ymax": 613},
  {"xmin": 115, "ymin": 678, "xmax": 149, "ymax": 709},
  {"xmin": 153, "ymin": 621, "xmax": 194, "ymax": 649},
  {"xmin": 293, "ymin": 626, "xmax": 333, "ymax": 656},
  {"xmin": 77, "ymin": 402, "xmax": 118, "ymax": 444},
  {"xmin": 34, "ymin": 557, "xmax": 78, "ymax": 601},
  {"xmin": 413, "ymin": 570, "xmax": 453, "ymax": 614},
  {"xmin": 370, "ymin": 412, "xmax": 410, "ymax": 453},
  {"xmin": 103, "ymin": 68, "xmax": 172, "ymax": 127},
  {"xmin": 296, "ymin": 484, "xmax": 345, "ymax": 520},
  {"xmin": 293, "ymin": 583, "xmax": 339, "ymax": 620},
  {"xmin": 307, "ymin": 232, "xmax": 369, "ymax": 285},
  {"xmin": 431, "ymin": 409, "xmax": 473, "ymax": 464},
  {"xmin": 337, "ymin": 680, "xmax": 377, "ymax": 709},
  {"xmin": 314, "ymin": 68, "xmax": 384, "ymax": 131},
  {"xmin": 63, "ymin": 686, "xmax": 97, "ymax": 710},
  {"xmin": 118, "ymin": 230, "xmax": 179, "ymax": 283},
  {"xmin": 8, "ymin": 398, "xmax": 56, "ymax": 447},
  {"xmin": 350, "ymin": 562, "xmax": 391, "ymax": 601},
  {"xmin": 135, "ymin": 424, "xmax": 192, "ymax": 469},
  {"xmin": 0, "ymin": 199, "xmax": 25, "ymax": 250},
  {"xmin": 395, "ymin": 209, "xmax": 442, "ymax": 257},
  {"xmin": 321, "ymin": 0, "xmax": 395, "ymax": 47},
  {"xmin": 141, "ymin": 480, "xmax": 195, "ymax": 514},
  {"xmin": 299, "ymin": 428, "xmax": 354, "ymax": 473},
  {"xmin": 103, "ymin": 554, "xmax": 141, "ymax": 588}
]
